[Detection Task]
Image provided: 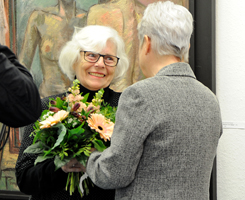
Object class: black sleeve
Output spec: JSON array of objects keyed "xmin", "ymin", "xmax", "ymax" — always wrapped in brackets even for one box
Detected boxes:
[
  {"xmin": 15, "ymin": 91, "xmax": 119, "ymax": 197},
  {"xmin": 15, "ymin": 95, "xmax": 68, "ymax": 195},
  {"xmin": 0, "ymin": 44, "xmax": 41, "ymax": 127}
]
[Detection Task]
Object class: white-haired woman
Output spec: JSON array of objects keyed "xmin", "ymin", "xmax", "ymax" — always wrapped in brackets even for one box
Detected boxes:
[{"xmin": 15, "ymin": 25, "xmax": 129, "ymax": 200}]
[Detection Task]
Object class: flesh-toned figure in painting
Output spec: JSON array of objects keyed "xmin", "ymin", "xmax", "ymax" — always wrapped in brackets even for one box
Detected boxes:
[{"xmin": 19, "ymin": 0, "xmax": 87, "ymax": 98}]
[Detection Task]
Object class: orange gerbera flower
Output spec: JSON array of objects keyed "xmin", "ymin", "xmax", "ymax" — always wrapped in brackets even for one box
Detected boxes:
[
  {"xmin": 87, "ymin": 114, "xmax": 114, "ymax": 141},
  {"xmin": 40, "ymin": 110, "xmax": 69, "ymax": 129}
]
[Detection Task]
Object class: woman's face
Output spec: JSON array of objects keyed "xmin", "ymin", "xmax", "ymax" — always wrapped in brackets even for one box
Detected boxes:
[{"xmin": 73, "ymin": 40, "xmax": 117, "ymax": 91}]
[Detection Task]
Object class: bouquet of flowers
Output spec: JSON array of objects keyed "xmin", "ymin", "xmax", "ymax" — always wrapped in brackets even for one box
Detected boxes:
[{"xmin": 24, "ymin": 79, "xmax": 117, "ymax": 197}]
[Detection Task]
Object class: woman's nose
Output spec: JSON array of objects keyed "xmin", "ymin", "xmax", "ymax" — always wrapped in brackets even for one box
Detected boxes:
[{"xmin": 95, "ymin": 56, "xmax": 105, "ymax": 67}]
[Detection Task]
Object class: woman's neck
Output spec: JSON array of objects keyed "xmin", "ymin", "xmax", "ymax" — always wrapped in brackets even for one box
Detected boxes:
[{"xmin": 79, "ymin": 84, "xmax": 111, "ymax": 103}]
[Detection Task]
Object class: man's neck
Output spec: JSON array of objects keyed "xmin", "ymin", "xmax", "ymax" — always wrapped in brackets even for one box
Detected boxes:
[{"xmin": 149, "ymin": 54, "xmax": 181, "ymax": 77}]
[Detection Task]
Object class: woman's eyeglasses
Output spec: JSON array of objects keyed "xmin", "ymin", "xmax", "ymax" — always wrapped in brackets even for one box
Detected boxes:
[{"xmin": 81, "ymin": 51, "xmax": 119, "ymax": 67}]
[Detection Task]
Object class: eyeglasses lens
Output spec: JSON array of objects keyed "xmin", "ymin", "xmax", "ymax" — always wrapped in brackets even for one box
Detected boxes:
[{"xmin": 84, "ymin": 51, "xmax": 118, "ymax": 67}]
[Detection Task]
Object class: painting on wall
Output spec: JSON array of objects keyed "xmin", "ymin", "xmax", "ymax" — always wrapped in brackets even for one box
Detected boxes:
[
  {"xmin": 15, "ymin": 0, "xmax": 189, "ymax": 97},
  {"xmin": 0, "ymin": 0, "xmax": 189, "ymax": 199}
]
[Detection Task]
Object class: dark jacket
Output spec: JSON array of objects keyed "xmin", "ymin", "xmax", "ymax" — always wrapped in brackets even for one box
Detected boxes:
[
  {"xmin": 15, "ymin": 85, "xmax": 120, "ymax": 200},
  {"xmin": 0, "ymin": 44, "xmax": 41, "ymax": 127}
]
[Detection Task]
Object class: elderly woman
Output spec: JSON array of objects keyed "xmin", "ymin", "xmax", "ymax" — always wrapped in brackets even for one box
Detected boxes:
[
  {"xmin": 83, "ymin": 1, "xmax": 222, "ymax": 200},
  {"xmin": 15, "ymin": 25, "xmax": 129, "ymax": 200}
]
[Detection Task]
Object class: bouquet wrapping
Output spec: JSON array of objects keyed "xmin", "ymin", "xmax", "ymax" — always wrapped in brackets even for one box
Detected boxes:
[{"xmin": 24, "ymin": 79, "xmax": 117, "ymax": 197}]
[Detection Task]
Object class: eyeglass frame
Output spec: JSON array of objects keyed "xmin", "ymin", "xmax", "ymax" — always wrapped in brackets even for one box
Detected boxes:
[{"xmin": 80, "ymin": 51, "xmax": 120, "ymax": 67}]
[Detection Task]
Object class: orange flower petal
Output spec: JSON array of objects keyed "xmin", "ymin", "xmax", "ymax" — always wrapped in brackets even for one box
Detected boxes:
[{"xmin": 87, "ymin": 114, "xmax": 114, "ymax": 141}]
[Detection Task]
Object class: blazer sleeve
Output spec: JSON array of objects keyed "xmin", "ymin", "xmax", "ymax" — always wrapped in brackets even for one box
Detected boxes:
[
  {"xmin": 86, "ymin": 85, "xmax": 154, "ymax": 189},
  {"xmin": 0, "ymin": 44, "xmax": 41, "ymax": 127}
]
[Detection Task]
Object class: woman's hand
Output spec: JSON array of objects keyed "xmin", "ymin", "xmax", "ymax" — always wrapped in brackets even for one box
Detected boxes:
[
  {"xmin": 61, "ymin": 158, "xmax": 84, "ymax": 173},
  {"xmin": 62, "ymin": 148, "xmax": 97, "ymax": 173},
  {"xmin": 90, "ymin": 147, "xmax": 96, "ymax": 153}
]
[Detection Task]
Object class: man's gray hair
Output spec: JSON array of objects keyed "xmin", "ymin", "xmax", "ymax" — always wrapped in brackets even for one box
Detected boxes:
[{"xmin": 137, "ymin": 1, "xmax": 193, "ymax": 62}]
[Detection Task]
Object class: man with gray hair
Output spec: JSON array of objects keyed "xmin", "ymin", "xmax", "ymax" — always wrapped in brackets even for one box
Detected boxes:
[{"xmin": 83, "ymin": 1, "xmax": 222, "ymax": 199}]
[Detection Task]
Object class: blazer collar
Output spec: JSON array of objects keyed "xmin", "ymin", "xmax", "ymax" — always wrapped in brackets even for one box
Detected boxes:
[{"xmin": 156, "ymin": 62, "xmax": 196, "ymax": 79}]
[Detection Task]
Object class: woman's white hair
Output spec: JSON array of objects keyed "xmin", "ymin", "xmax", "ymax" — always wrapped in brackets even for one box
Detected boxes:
[
  {"xmin": 59, "ymin": 25, "xmax": 129, "ymax": 85},
  {"xmin": 137, "ymin": 1, "xmax": 193, "ymax": 62}
]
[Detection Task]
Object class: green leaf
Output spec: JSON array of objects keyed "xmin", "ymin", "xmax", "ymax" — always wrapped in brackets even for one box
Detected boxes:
[
  {"xmin": 51, "ymin": 123, "xmax": 67, "ymax": 150},
  {"xmin": 76, "ymin": 154, "xmax": 89, "ymax": 166},
  {"xmin": 82, "ymin": 93, "xmax": 89, "ymax": 103},
  {"xmin": 82, "ymin": 125, "xmax": 95, "ymax": 138},
  {"xmin": 34, "ymin": 155, "xmax": 53, "ymax": 165},
  {"xmin": 32, "ymin": 129, "xmax": 46, "ymax": 144},
  {"xmin": 33, "ymin": 120, "xmax": 41, "ymax": 130},
  {"xmin": 24, "ymin": 141, "xmax": 49, "ymax": 154},
  {"xmin": 56, "ymin": 97, "xmax": 65, "ymax": 109},
  {"xmin": 99, "ymin": 103, "xmax": 117, "ymax": 123},
  {"xmin": 96, "ymin": 89, "xmax": 104, "ymax": 100},
  {"xmin": 39, "ymin": 110, "xmax": 50, "ymax": 121},
  {"xmin": 67, "ymin": 105, "xmax": 72, "ymax": 112},
  {"xmin": 92, "ymin": 139, "xmax": 106, "ymax": 152},
  {"xmin": 43, "ymin": 149, "xmax": 54, "ymax": 157},
  {"xmin": 68, "ymin": 124, "xmax": 85, "ymax": 135}
]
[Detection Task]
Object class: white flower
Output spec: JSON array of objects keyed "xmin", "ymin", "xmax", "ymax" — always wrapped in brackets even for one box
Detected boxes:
[
  {"xmin": 68, "ymin": 118, "xmax": 73, "ymax": 124},
  {"xmin": 40, "ymin": 110, "xmax": 69, "ymax": 129},
  {"xmin": 72, "ymin": 122, "xmax": 78, "ymax": 127}
]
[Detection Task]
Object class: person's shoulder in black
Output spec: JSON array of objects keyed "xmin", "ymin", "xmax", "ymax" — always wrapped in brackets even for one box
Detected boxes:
[{"xmin": 0, "ymin": 44, "xmax": 41, "ymax": 127}]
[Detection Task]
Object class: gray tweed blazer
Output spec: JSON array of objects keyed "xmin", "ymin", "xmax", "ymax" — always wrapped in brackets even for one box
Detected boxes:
[{"xmin": 86, "ymin": 62, "xmax": 222, "ymax": 200}]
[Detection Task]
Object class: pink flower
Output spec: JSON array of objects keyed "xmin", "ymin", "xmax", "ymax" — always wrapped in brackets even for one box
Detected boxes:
[
  {"xmin": 73, "ymin": 89, "xmax": 80, "ymax": 96},
  {"xmin": 67, "ymin": 94, "xmax": 75, "ymax": 103},
  {"xmin": 74, "ymin": 94, "xmax": 84, "ymax": 102},
  {"xmin": 87, "ymin": 103, "xmax": 100, "ymax": 113},
  {"xmin": 87, "ymin": 114, "xmax": 114, "ymax": 142},
  {"xmin": 76, "ymin": 102, "xmax": 87, "ymax": 112}
]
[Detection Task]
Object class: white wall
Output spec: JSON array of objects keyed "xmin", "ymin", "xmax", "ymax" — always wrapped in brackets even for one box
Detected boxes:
[{"xmin": 216, "ymin": 1, "xmax": 245, "ymax": 199}]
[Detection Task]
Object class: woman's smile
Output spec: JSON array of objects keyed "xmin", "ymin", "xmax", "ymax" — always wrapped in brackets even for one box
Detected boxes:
[{"xmin": 89, "ymin": 72, "xmax": 105, "ymax": 78}]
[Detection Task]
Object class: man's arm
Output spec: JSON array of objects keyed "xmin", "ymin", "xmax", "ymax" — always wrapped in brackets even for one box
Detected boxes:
[
  {"xmin": 0, "ymin": 44, "xmax": 41, "ymax": 127},
  {"xmin": 86, "ymin": 85, "xmax": 153, "ymax": 189}
]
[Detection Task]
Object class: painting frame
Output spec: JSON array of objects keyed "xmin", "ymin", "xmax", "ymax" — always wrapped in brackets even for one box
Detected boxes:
[
  {"xmin": 0, "ymin": 0, "xmax": 216, "ymax": 199},
  {"xmin": 189, "ymin": 0, "xmax": 216, "ymax": 200}
]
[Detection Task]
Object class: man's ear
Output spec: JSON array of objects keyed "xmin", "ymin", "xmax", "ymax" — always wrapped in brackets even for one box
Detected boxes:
[{"xmin": 143, "ymin": 35, "xmax": 151, "ymax": 55}]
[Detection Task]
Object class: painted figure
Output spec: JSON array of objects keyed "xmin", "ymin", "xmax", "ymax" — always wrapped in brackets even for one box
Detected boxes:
[
  {"xmin": 0, "ymin": 0, "xmax": 8, "ymax": 45},
  {"xmin": 19, "ymin": 0, "xmax": 87, "ymax": 98}
]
